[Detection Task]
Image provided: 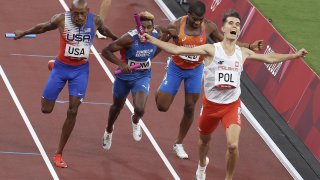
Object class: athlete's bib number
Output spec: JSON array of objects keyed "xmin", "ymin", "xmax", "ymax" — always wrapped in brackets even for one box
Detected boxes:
[
  {"xmin": 214, "ymin": 70, "xmax": 239, "ymax": 89},
  {"xmin": 64, "ymin": 44, "xmax": 90, "ymax": 58},
  {"xmin": 179, "ymin": 55, "xmax": 200, "ymax": 62},
  {"xmin": 128, "ymin": 59, "xmax": 151, "ymax": 69}
]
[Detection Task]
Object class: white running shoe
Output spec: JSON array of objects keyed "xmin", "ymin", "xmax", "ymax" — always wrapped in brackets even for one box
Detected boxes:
[
  {"xmin": 195, "ymin": 157, "xmax": 209, "ymax": 180},
  {"xmin": 131, "ymin": 114, "xmax": 142, "ymax": 141},
  {"xmin": 102, "ymin": 130, "xmax": 113, "ymax": 150},
  {"xmin": 96, "ymin": 30, "xmax": 107, "ymax": 39},
  {"xmin": 173, "ymin": 144, "xmax": 189, "ymax": 159}
]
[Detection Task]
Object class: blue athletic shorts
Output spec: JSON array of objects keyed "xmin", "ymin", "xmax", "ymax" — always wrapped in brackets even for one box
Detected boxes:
[
  {"xmin": 42, "ymin": 60, "xmax": 89, "ymax": 101},
  {"xmin": 113, "ymin": 75, "xmax": 150, "ymax": 99},
  {"xmin": 159, "ymin": 58, "xmax": 204, "ymax": 95}
]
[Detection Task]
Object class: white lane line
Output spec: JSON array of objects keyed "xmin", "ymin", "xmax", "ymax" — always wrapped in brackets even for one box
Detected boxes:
[
  {"xmin": 10, "ymin": 53, "xmax": 166, "ymax": 64},
  {"xmin": 0, "ymin": 65, "xmax": 59, "ymax": 180},
  {"xmin": 241, "ymin": 102, "xmax": 303, "ymax": 180},
  {"xmin": 58, "ymin": 1, "xmax": 180, "ymax": 179},
  {"xmin": 56, "ymin": 100, "xmax": 112, "ymax": 106},
  {"xmin": 10, "ymin": 54, "xmax": 55, "ymax": 58},
  {"xmin": 0, "ymin": 151, "xmax": 41, "ymax": 156},
  {"xmin": 152, "ymin": 61, "xmax": 166, "ymax": 65},
  {"xmin": 10, "ymin": 53, "xmax": 100, "ymax": 58},
  {"xmin": 154, "ymin": 0, "xmax": 176, "ymax": 21}
]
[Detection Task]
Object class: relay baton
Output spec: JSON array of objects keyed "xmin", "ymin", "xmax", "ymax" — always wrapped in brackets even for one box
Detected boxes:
[
  {"xmin": 5, "ymin": 33, "xmax": 36, "ymax": 38},
  {"xmin": 134, "ymin": 13, "xmax": 147, "ymax": 43},
  {"xmin": 114, "ymin": 64, "xmax": 141, "ymax": 74},
  {"xmin": 134, "ymin": 13, "xmax": 145, "ymax": 35}
]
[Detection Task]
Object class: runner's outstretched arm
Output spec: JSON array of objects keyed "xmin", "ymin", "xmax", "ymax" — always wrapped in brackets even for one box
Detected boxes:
[{"xmin": 14, "ymin": 13, "xmax": 63, "ymax": 40}]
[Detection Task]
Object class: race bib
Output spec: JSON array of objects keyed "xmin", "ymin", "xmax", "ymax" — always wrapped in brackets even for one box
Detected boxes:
[
  {"xmin": 214, "ymin": 70, "xmax": 239, "ymax": 89},
  {"xmin": 179, "ymin": 55, "xmax": 200, "ymax": 62},
  {"xmin": 128, "ymin": 59, "xmax": 151, "ymax": 69},
  {"xmin": 64, "ymin": 44, "xmax": 90, "ymax": 58}
]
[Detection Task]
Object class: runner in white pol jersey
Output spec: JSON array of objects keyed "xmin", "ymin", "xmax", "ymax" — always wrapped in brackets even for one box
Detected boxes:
[
  {"xmin": 141, "ymin": 9, "xmax": 307, "ymax": 180},
  {"xmin": 203, "ymin": 42, "xmax": 242, "ymax": 104}
]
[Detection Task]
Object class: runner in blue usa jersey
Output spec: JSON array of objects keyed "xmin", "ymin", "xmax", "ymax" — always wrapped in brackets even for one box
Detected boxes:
[{"xmin": 101, "ymin": 11, "xmax": 164, "ymax": 150}]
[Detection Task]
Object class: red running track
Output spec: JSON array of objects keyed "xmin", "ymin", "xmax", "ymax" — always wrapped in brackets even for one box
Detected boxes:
[{"xmin": 0, "ymin": 0, "xmax": 292, "ymax": 179}]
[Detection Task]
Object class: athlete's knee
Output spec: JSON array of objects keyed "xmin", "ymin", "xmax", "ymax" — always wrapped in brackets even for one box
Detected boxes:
[
  {"xmin": 67, "ymin": 107, "xmax": 79, "ymax": 117},
  {"xmin": 184, "ymin": 104, "xmax": 195, "ymax": 115},
  {"xmin": 41, "ymin": 107, "xmax": 53, "ymax": 114},
  {"xmin": 227, "ymin": 143, "xmax": 238, "ymax": 154},
  {"xmin": 155, "ymin": 92, "xmax": 171, "ymax": 112},
  {"xmin": 110, "ymin": 104, "xmax": 124, "ymax": 112},
  {"xmin": 199, "ymin": 136, "xmax": 211, "ymax": 146},
  {"xmin": 134, "ymin": 107, "xmax": 145, "ymax": 117},
  {"xmin": 156, "ymin": 97, "xmax": 169, "ymax": 111},
  {"xmin": 156, "ymin": 103, "xmax": 169, "ymax": 112},
  {"xmin": 41, "ymin": 98, "xmax": 54, "ymax": 114},
  {"xmin": 155, "ymin": 95, "xmax": 167, "ymax": 111}
]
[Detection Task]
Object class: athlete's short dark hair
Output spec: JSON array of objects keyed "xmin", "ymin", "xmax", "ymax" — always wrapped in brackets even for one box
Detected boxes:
[
  {"xmin": 188, "ymin": 1, "xmax": 206, "ymax": 17},
  {"xmin": 222, "ymin": 9, "xmax": 241, "ymax": 24}
]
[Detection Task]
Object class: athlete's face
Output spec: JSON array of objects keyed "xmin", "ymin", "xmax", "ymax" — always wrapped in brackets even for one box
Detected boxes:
[
  {"xmin": 70, "ymin": 5, "xmax": 89, "ymax": 27},
  {"xmin": 222, "ymin": 17, "xmax": 241, "ymax": 40},
  {"xmin": 140, "ymin": 20, "xmax": 154, "ymax": 35},
  {"xmin": 187, "ymin": 12, "xmax": 204, "ymax": 29}
]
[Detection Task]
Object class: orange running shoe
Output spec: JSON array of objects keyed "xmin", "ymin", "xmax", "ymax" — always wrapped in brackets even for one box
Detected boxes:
[{"xmin": 53, "ymin": 154, "xmax": 68, "ymax": 168}]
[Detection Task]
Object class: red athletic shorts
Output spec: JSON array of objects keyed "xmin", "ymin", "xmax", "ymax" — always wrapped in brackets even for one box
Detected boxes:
[{"xmin": 198, "ymin": 97, "xmax": 242, "ymax": 135}]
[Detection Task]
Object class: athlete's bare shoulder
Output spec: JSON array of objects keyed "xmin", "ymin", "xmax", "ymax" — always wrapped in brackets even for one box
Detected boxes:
[
  {"xmin": 204, "ymin": 19, "xmax": 218, "ymax": 32},
  {"xmin": 166, "ymin": 16, "xmax": 184, "ymax": 37},
  {"xmin": 205, "ymin": 43, "xmax": 216, "ymax": 57},
  {"xmin": 55, "ymin": 13, "xmax": 65, "ymax": 18},
  {"xmin": 202, "ymin": 44, "xmax": 216, "ymax": 66},
  {"xmin": 50, "ymin": 13, "xmax": 65, "ymax": 26},
  {"xmin": 240, "ymin": 46, "xmax": 253, "ymax": 62},
  {"xmin": 93, "ymin": 14, "xmax": 103, "ymax": 26},
  {"xmin": 203, "ymin": 18, "xmax": 223, "ymax": 42},
  {"xmin": 174, "ymin": 16, "xmax": 185, "ymax": 26},
  {"xmin": 43, "ymin": 13, "xmax": 65, "ymax": 31},
  {"xmin": 154, "ymin": 25, "xmax": 165, "ymax": 39},
  {"xmin": 168, "ymin": 17, "xmax": 181, "ymax": 30}
]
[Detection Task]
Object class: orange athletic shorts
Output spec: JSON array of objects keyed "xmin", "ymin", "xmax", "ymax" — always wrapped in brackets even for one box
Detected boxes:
[{"xmin": 198, "ymin": 97, "xmax": 242, "ymax": 135}]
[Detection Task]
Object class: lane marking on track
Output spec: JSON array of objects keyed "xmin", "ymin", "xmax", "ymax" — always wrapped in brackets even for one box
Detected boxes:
[
  {"xmin": 10, "ymin": 53, "xmax": 100, "ymax": 58},
  {"xmin": 9, "ymin": 53, "xmax": 166, "ymax": 64},
  {"xmin": 0, "ymin": 65, "xmax": 59, "ymax": 180},
  {"xmin": 241, "ymin": 102, "xmax": 303, "ymax": 180},
  {"xmin": 10, "ymin": 54, "xmax": 55, "ymax": 58},
  {"xmin": 0, "ymin": 151, "xmax": 41, "ymax": 156},
  {"xmin": 58, "ymin": 1, "xmax": 180, "ymax": 179},
  {"xmin": 56, "ymin": 100, "xmax": 112, "ymax": 106}
]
